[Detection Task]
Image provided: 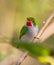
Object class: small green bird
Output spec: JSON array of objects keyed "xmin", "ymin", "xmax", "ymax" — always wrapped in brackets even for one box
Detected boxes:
[{"xmin": 19, "ymin": 17, "xmax": 39, "ymax": 41}]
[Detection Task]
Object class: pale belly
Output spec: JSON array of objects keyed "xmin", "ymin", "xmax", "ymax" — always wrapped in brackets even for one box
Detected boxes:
[{"xmin": 21, "ymin": 26, "xmax": 39, "ymax": 41}]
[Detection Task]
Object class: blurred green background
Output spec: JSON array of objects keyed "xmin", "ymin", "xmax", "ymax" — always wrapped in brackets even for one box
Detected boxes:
[
  {"xmin": 0, "ymin": 0, "xmax": 54, "ymax": 64},
  {"xmin": 0, "ymin": 0, "xmax": 54, "ymax": 38}
]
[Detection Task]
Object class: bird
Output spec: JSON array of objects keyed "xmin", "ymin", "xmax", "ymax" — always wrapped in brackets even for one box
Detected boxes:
[{"xmin": 19, "ymin": 17, "xmax": 39, "ymax": 42}]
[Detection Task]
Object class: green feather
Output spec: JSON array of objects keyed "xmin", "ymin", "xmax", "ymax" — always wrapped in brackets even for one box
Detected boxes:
[{"xmin": 19, "ymin": 26, "xmax": 28, "ymax": 38}]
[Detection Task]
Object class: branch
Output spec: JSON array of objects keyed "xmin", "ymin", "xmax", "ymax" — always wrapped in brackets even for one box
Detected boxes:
[
  {"xmin": 13, "ymin": 52, "xmax": 28, "ymax": 65},
  {"xmin": 34, "ymin": 11, "xmax": 54, "ymax": 42}
]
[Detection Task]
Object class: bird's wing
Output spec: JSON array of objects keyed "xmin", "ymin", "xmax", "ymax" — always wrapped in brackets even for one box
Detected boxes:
[{"xmin": 19, "ymin": 26, "xmax": 28, "ymax": 38}]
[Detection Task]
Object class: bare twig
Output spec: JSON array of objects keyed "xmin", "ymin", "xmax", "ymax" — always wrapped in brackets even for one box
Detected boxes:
[
  {"xmin": 13, "ymin": 52, "xmax": 28, "ymax": 65},
  {"xmin": 34, "ymin": 11, "xmax": 54, "ymax": 42}
]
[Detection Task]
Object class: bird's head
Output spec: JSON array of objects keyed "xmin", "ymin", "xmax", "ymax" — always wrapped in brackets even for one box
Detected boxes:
[{"xmin": 26, "ymin": 17, "xmax": 39, "ymax": 27}]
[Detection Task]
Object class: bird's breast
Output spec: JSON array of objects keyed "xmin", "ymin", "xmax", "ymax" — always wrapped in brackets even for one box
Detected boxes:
[
  {"xmin": 21, "ymin": 26, "xmax": 39, "ymax": 41},
  {"xmin": 28, "ymin": 26, "xmax": 39, "ymax": 37}
]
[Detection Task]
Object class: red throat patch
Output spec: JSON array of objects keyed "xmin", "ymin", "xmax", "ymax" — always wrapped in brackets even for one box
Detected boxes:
[{"xmin": 26, "ymin": 21, "xmax": 32, "ymax": 26}]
